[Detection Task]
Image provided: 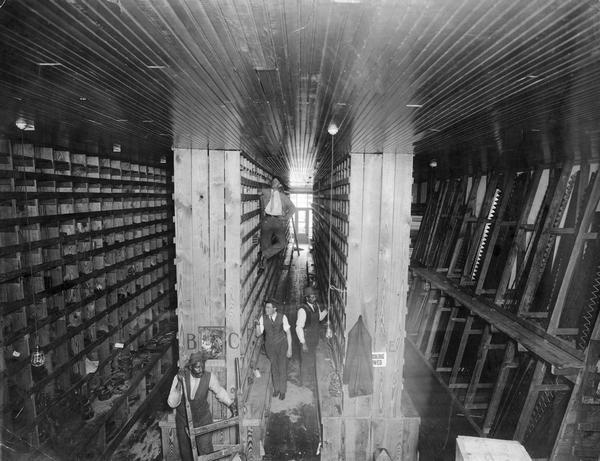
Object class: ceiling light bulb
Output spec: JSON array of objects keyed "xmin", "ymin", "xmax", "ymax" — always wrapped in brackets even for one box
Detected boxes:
[
  {"xmin": 15, "ymin": 117, "xmax": 27, "ymax": 130},
  {"xmin": 429, "ymin": 159, "xmax": 438, "ymax": 168},
  {"xmin": 327, "ymin": 123, "xmax": 339, "ymax": 136}
]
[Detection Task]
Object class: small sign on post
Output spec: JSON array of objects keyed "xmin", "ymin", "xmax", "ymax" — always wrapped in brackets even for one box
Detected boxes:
[{"xmin": 372, "ymin": 351, "xmax": 386, "ymax": 367}]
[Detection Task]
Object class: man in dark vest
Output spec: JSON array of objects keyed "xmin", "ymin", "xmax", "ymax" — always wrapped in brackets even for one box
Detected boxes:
[
  {"xmin": 167, "ymin": 351, "xmax": 237, "ymax": 460},
  {"xmin": 295, "ymin": 286, "xmax": 327, "ymax": 386},
  {"xmin": 255, "ymin": 298, "xmax": 292, "ymax": 399}
]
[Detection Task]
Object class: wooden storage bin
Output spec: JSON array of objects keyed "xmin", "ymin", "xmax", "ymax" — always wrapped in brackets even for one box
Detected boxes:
[
  {"xmin": 53, "ymin": 149, "xmax": 70, "ymax": 163},
  {"xmin": 456, "ymin": 436, "xmax": 531, "ymax": 461},
  {"xmin": 90, "ymin": 218, "xmax": 103, "ymax": 232},
  {"xmin": 19, "ymin": 224, "xmax": 42, "ymax": 243},
  {"xmin": 76, "ymin": 237, "xmax": 91, "ymax": 253},
  {"xmin": 58, "ymin": 199, "xmax": 74, "ymax": 215},
  {"xmin": 72, "ymin": 153, "xmax": 87, "ymax": 177},
  {"xmin": 0, "ymin": 177, "xmax": 13, "ymax": 193},
  {"xmin": 0, "ymin": 255, "xmax": 20, "ymax": 274},
  {"xmin": 62, "ymin": 241, "xmax": 77, "ymax": 257},
  {"xmin": 89, "ymin": 199, "xmax": 101, "ymax": 212},
  {"xmin": 0, "ymin": 138, "xmax": 12, "ymax": 170},
  {"xmin": 13, "ymin": 143, "xmax": 35, "ymax": 171},
  {"xmin": 73, "ymin": 181, "xmax": 87, "ymax": 193},
  {"xmin": 34, "ymin": 145, "xmax": 53, "ymax": 161},
  {"xmin": 57, "ymin": 180, "xmax": 73, "ymax": 193},
  {"xmin": 21, "ymin": 247, "xmax": 43, "ymax": 266},
  {"xmin": 39, "ymin": 198, "xmax": 57, "ymax": 216},
  {"xmin": 87, "ymin": 156, "xmax": 99, "ymax": 178},
  {"xmin": 99, "ymin": 158, "xmax": 110, "ymax": 180},
  {"xmin": 41, "ymin": 223, "xmax": 59, "ymax": 240},
  {"xmin": 15, "ymin": 178, "xmax": 36, "ymax": 192},
  {"xmin": 59, "ymin": 220, "xmax": 76, "ymax": 237},
  {"xmin": 110, "ymin": 159, "xmax": 121, "ymax": 179}
]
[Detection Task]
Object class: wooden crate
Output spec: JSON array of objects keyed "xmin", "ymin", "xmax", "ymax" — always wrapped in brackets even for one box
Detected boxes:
[{"xmin": 456, "ymin": 436, "xmax": 532, "ymax": 461}]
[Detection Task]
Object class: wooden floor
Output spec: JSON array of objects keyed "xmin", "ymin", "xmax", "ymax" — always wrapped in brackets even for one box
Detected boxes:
[{"xmin": 262, "ymin": 244, "xmax": 320, "ymax": 460}]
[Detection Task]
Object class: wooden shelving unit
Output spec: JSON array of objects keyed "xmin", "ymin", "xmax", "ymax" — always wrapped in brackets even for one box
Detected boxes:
[
  {"xmin": 312, "ymin": 154, "xmax": 350, "ymax": 366},
  {"xmin": 0, "ymin": 138, "xmax": 177, "ymax": 460},
  {"xmin": 408, "ymin": 158, "xmax": 600, "ymax": 460},
  {"xmin": 311, "ymin": 151, "xmax": 416, "ymax": 460}
]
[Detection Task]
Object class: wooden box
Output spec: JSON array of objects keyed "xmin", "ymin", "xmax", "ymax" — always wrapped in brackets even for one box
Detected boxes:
[{"xmin": 456, "ymin": 436, "xmax": 532, "ymax": 461}]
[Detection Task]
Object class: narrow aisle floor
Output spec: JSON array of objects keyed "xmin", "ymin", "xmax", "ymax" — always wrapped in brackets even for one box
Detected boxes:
[
  {"xmin": 403, "ymin": 341, "xmax": 479, "ymax": 461},
  {"xmin": 262, "ymin": 244, "xmax": 320, "ymax": 461}
]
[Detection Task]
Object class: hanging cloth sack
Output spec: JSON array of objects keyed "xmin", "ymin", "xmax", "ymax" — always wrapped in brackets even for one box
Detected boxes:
[{"xmin": 342, "ymin": 315, "xmax": 373, "ymax": 397}]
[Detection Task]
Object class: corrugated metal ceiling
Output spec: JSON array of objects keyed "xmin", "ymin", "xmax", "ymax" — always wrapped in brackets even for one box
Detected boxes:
[{"xmin": 1, "ymin": 0, "xmax": 599, "ymax": 183}]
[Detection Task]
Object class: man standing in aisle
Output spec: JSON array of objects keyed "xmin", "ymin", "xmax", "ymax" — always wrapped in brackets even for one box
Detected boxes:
[
  {"xmin": 255, "ymin": 298, "xmax": 293, "ymax": 399},
  {"xmin": 258, "ymin": 177, "xmax": 296, "ymax": 273},
  {"xmin": 167, "ymin": 351, "xmax": 237, "ymax": 460},
  {"xmin": 296, "ymin": 285, "xmax": 327, "ymax": 387}
]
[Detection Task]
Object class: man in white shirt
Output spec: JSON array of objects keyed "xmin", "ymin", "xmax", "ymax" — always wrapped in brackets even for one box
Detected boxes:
[
  {"xmin": 255, "ymin": 298, "xmax": 293, "ymax": 399},
  {"xmin": 167, "ymin": 351, "xmax": 236, "ymax": 460},
  {"xmin": 258, "ymin": 177, "xmax": 296, "ymax": 273},
  {"xmin": 295, "ymin": 286, "xmax": 327, "ymax": 386}
]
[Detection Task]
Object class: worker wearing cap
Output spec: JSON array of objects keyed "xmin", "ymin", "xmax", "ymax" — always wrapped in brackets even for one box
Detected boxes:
[
  {"xmin": 296, "ymin": 285, "xmax": 327, "ymax": 386},
  {"xmin": 167, "ymin": 351, "xmax": 237, "ymax": 460},
  {"xmin": 258, "ymin": 177, "xmax": 296, "ymax": 273},
  {"xmin": 255, "ymin": 298, "xmax": 292, "ymax": 399}
]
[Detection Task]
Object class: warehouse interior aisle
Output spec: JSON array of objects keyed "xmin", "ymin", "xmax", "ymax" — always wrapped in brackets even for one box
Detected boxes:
[{"xmin": 262, "ymin": 244, "xmax": 321, "ymax": 460}]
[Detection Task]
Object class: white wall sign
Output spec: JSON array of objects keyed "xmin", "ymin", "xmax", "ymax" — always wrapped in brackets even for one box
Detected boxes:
[{"xmin": 372, "ymin": 351, "xmax": 386, "ymax": 367}]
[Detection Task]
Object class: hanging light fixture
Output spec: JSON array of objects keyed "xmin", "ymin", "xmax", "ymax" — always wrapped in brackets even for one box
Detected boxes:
[
  {"xmin": 326, "ymin": 122, "xmax": 338, "ymax": 340},
  {"xmin": 15, "ymin": 127, "xmax": 46, "ymax": 367},
  {"xmin": 31, "ymin": 345, "xmax": 45, "ymax": 367}
]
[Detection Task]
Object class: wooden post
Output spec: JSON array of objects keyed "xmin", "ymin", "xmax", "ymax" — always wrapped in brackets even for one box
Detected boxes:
[
  {"xmin": 173, "ymin": 147, "xmax": 194, "ymax": 363},
  {"xmin": 336, "ymin": 151, "xmax": 415, "ymax": 459},
  {"xmin": 225, "ymin": 151, "xmax": 242, "ymax": 389}
]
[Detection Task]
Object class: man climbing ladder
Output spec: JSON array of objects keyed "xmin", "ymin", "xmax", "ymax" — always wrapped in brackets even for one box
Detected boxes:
[{"xmin": 258, "ymin": 177, "xmax": 296, "ymax": 273}]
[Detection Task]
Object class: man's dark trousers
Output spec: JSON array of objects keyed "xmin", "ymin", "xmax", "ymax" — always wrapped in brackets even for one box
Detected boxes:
[
  {"xmin": 299, "ymin": 303, "xmax": 320, "ymax": 387},
  {"xmin": 260, "ymin": 215, "xmax": 287, "ymax": 259},
  {"xmin": 264, "ymin": 313, "xmax": 288, "ymax": 395}
]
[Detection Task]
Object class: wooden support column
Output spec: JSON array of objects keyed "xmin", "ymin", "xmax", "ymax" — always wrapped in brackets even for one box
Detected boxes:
[
  {"xmin": 225, "ymin": 151, "xmax": 241, "ymax": 389},
  {"xmin": 326, "ymin": 151, "xmax": 417, "ymax": 460},
  {"xmin": 174, "ymin": 147, "xmax": 194, "ymax": 362},
  {"xmin": 173, "ymin": 148, "xmax": 242, "ymax": 387}
]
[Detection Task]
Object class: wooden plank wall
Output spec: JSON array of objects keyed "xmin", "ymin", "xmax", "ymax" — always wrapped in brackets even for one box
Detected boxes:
[
  {"xmin": 173, "ymin": 149, "xmax": 281, "ymax": 457},
  {"xmin": 173, "ymin": 148, "xmax": 242, "ymax": 385},
  {"xmin": 320, "ymin": 151, "xmax": 417, "ymax": 459}
]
